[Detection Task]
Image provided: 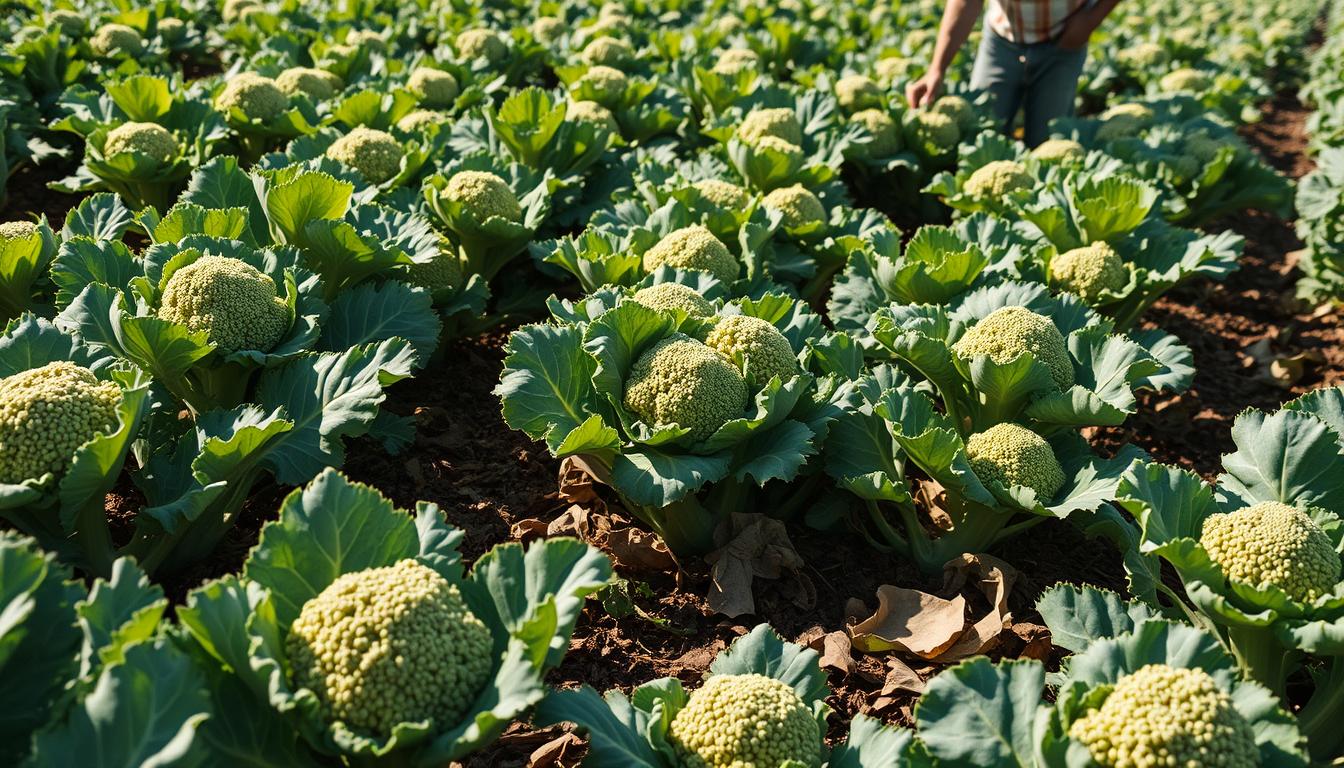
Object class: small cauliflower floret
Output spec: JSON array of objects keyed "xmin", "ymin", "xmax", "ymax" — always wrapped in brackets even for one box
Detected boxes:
[
  {"xmin": 408, "ymin": 67, "xmax": 459, "ymax": 108},
  {"xmin": 737, "ymin": 107, "xmax": 804, "ymax": 146},
  {"xmin": 1201, "ymin": 501, "xmax": 1341, "ymax": 603},
  {"xmin": 580, "ymin": 36, "xmax": 634, "ymax": 67},
  {"xmin": 965, "ymin": 422, "xmax": 1065, "ymax": 499},
  {"xmin": 704, "ymin": 315, "xmax": 798, "ymax": 389},
  {"xmin": 1031, "ymin": 138, "xmax": 1085, "ymax": 163},
  {"xmin": 964, "ymin": 160, "xmax": 1033, "ymax": 200},
  {"xmin": 762, "ymin": 185, "xmax": 826, "ymax": 230},
  {"xmin": 668, "ymin": 674, "xmax": 820, "ymax": 768},
  {"xmin": 222, "ymin": 0, "xmax": 260, "ymax": 22},
  {"xmin": 909, "ymin": 109, "xmax": 960, "ymax": 151},
  {"xmin": 691, "ymin": 179, "xmax": 751, "ymax": 211},
  {"xmin": 624, "ymin": 335, "xmax": 747, "ymax": 442},
  {"xmin": 157, "ymin": 255, "xmax": 289, "ymax": 354},
  {"xmin": 835, "ymin": 74, "xmax": 883, "ymax": 111},
  {"xmin": 874, "ymin": 56, "xmax": 910, "ymax": 83},
  {"xmin": 90, "ymin": 23, "xmax": 143, "ymax": 56},
  {"xmin": 1069, "ymin": 665, "xmax": 1259, "ymax": 768},
  {"xmin": 345, "ymin": 28, "xmax": 386, "ymax": 50},
  {"xmin": 631, "ymin": 283, "xmax": 714, "ymax": 317},
  {"xmin": 276, "ymin": 67, "xmax": 341, "ymax": 100},
  {"xmin": 851, "ymin": 109, "xmax": 900, "ymax": 157},
  {"xmin": 406, "ymin": 247, "xmax": 463, "ymax": 294},
  {"xmin": 103, "ymin": 122, "xmax": 178, "ymax": 164},
  {"xmin": 931, "ymin": 94, "xmax": 974, "ymax": 132},
  {"xmin": 443, "ymin": 170, "xmax": 522, "ymax": 222},
  {"xmin": 397, "ymin": 109, "xmax": 447, "ymax": 132},
  {"xmin": 567, "ymin": 100, "xmax": 619, "ymax": 132},
  {"xmin": 712, "ymin": 47, "xmax": 760, "ymax": 76},
  {"xmin": 1094, "ymin": 103, "xmax": 1153, "ymax": 142},
  {"xmin": 0, "ymin": 362, "xmax": 120, "ymax": 484},
  {"xmin": 286, "ymin": 559, "xmax": 494, "ymax": 739},
  {"xmin": 573, "ymin": 65, "xmax": 629, "ymax": 106},
  {"xmin": 1051, "ymin": 242, "xmax": 1127, "ymax": 302},
  {"xmin": 156, "ymin": 17, "xmax": 186, "ymax": 43},
  {"xmin": 1118, "ymin": 41, "xmax": 1167, "ymax": 69},
  {"xmin": 953, "ymin": 305, "xmax": 1074, "ymax": 391},
  {"xmin": 1160, "ymin": 67, "xmax": 1213, "ymax": 93},
  {"xmin": 48, "ymin": 10, "xmax": 85, "ymax": 36},
  {"xmin": 325, "ymin": 127, "xmax": 404, "ymax": 184},
  {"xmin": 215, "ymin": 73, "xmax": 289, "ymax": 123},
  {"xmin": 455, "ymin": 28, "xmax": 507, "ymax": 64},
  {"xmin": 642, "ymin": 225, "xmax": 739, "ymax": 285},
  {"xmin": 0, "ymin": 220, "xmax": 39, "ymax": 240},
  {"xmin": 530, "ymin": 16, "xmax": 566, "ymax": 42}
]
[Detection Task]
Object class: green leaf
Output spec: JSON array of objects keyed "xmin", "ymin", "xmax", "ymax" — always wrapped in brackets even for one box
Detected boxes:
[
  {"xmin": 75, "ymin": 558, "xmax": 166, "ymax": 680},
  {"xmin": 262, "ymin": 171, "xmax": 352, "ymax": 245},
  {"xmin": 1035, "ymin": 584, "xmax": 1162, "ymax": 653},
  {"xmin": 916, "ymin": 657, "xmax": 1043, "ymax": 767},
  {"xmin": 610, "ymin": 449, "xmax": 732, "ymax": 507},
  {"xmin": 320, "ymin": 281, "xmax": 441, "ymax": 366},
  {"xmin": 829, "ymin": 715, "xmax": 921, "ymax": 768},
  {"xmin": 534, "ymin": 687, "xmax": 664, "ymax": 768},
  {"xmin": 709, "ymin": 624, "xmax": 831, "ymax": 707},
  {"xmin": 495, "ymin": 323, "xmax": 603, "ymax": 452},
  {"xmin": 1217, "ymin": 406, "xmax": 1344, "ymax": 511}
]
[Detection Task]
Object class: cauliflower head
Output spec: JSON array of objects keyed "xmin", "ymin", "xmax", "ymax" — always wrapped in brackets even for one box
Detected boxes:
[
  {"xmin": 930, "ymin": 94, "xmax": 974, "ymax": 131},
  {"xmin": 1118, "ymin": 41, "xmax": 1168, "ymax": 69},
  {"xmin": 90, "ymin": 23, "xmax": 143, "ymax": 56},
  {"xmin": 1069, "ymin": 664, "xmax": 1258, "ymax": 768},
  {"xmin": 668, "ymin": 674, "xmax": 820, "ymax": 768},
  {"xmin": 567, "ymin": 100, "xmax": 619, "ymax": 132},
  {"xmin": 345, "ymin": 29, "xmax": 386, "ymax": 51},
  {"xmin": 530, "ymin": 16, "xmax": 566, "ymax": 42},
  {"xmin": 1094, "ymin": 103, "xmax": 1154, "ymax": 142},
  {"xmin": 691, "ymin": 179, "xmax": 751, "ymax": 211},
  {"xmin": 156, "ymin": 17, "xmax": 186, "ymax": 43},
  {"xmin": 909, "ymin": 109, "xmax": 961, "ymax": 151},
  {"xmin": 836, "ymin": 74, "xmax": 883, "ymax": 112},
  {"xmin": 325, "ymin": 127, "xmax": 404, "ymax": 184},
  {"xmin": 623, "ymin": 334, "xmax": 747, "ymax": 442},
  {"xmin": 874, "ymin": 56, "xmax": 912, "ymax": 83},
  {"xmin": 1160, "ymin": 67, "xmax": 1213, "ymax": 93},
  {"xmin": 851, "ymin": 109, "xmax": 900, "ymax": 157},
  {"xmin": 964, "ymin": 160, "xmax": 1033, "ymax": 200},
  {"xmin": 631, "ymin": 283, "xmax": 715, "ymax": 317},
  {"xmin": 286, "ymin": 559, "xmax": 494, "ymax": 739},
  {"xmin": 48, "ymin": 10, "xmax": 85, "ymax": 36},
  {"xmin": 276, "ymin": 67, "xmax": 341, "ymax": 100},
  {"xmin": 752, "ymin": 136, "xmax": 805, "ymax": 165},
  {"xmin": 641, "ymin": 225, "xmax": 739, "ymax": 284},
  {"xmin": 0, "ymin": 362, "xmax": 120, "ymax": 484},
  {"xmin": 704, "ymin": 315, "xmax": 798, "ymax": 389},
  {"xmin": 952, "ymin": 305, "xmax": 1074, "ymax": 391},
  {"xmin": 221, "ymin": 0, "xmax": 260, "ymax": 22},
  {"xmin": 103, "ymin": 122, "xmax": 178, "ymax": 164},
  {"xmin": 215, "ymin": 73, "xmax": 289, "ymax": 123},
  {"xmin": 406, "ymin": 246, "xmax": 463, "ymax": 294},
  {"xmin": 456, "ymin": 28, "xmax": 507, "ymax": 63},
  {"xmin": 581, "ymin": 36, "xmax": 635, "ymax": 67},
  {"xmin": 1200, "ymin": 501, "xmax": 1341, "ymax": 602},
  {"xmin": 574, "ymin": 65, "xmax": 629, "ymax": 106},
  {"xmin": 397, "ymin": 109, "xmax": 448, "ymax": 132},
  {"xmin": 712, "ymin": 48, "xmax": 760, "ymax": 76},
  {"xmin": 965, "ymin": 423, "xmax": 1065, "ymax": 499},
  {"xmin": 408, "ymin": 67, "xmax": 459, "ymax": 108},
  {"xmin": 1050, "ymin": 242, "xmax": 1127, "ymax": 302},
  {"xmin": 157, "ymin": 255, "xmax": 290, "ymax": 354},
  {"xmin": 762, "ymin": 185, "xmax": 827, "ymax": 230},
  {"xmin": 1031, "ymin": 138, "xmax": 1085, "ymax": 163},
  {"xmin": 443, "ymin": 170, "xmax": 523, "ymax": 222},
  {"xmin": 0, "ymin": 221, "xmax": 38, "ymax": 240},
  {"xmin": 737, "ymin": 107, "xmax": 804, "ymax": 147}
]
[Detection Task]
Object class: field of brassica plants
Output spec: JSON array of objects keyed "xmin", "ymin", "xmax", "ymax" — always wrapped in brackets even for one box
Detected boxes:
[{"xmin": 4, "ymin": 0, "xmax": 1344, "ymax": 764}]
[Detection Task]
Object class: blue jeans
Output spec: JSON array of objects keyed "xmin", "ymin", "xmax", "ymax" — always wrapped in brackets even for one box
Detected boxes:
[{"xmin": 969, "ymin": 29, "xmax": 1087, "ymax": 147}]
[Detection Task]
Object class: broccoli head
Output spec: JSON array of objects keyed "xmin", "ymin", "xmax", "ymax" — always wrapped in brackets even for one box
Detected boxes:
[
  {"xmin": 48, "ymin": 9, "xmax": 85, "ymax": 36},
  {"xmin": 631, "ymin": 283, "xmax": 715, "ymax": 317},
  {"xmin": 103, "ymin": 122, "xmax": 178, "ymax": 164},
  {"xmin": 1160, "ymin": 67, "xmax": 1213, "ymax": 93},
  {"xmin": 408, "ymin": 67, "xmax": 459, "ymax": 108},
  {"xmin": 691, "ymin": 179, "xmax": 751, "ymax": 211},
  {"xmin": 952, "ymin": 305, "xmax": 1074, "ymax": 391},
  {"xmin": 215, "ymin": 73, "xmax": 289, "ymax": 123},
  {"xmin": 1068, "ymin": 664, "xmax": 1258, "ymax": 768},
  {"xmin": 908, "ymin": 110, "xmax": 961, "ymax": 151},
  {"xmin": 0, "ymin": 220, "xmax": 39, "ymax": 241},
  {"xmin": 704, "ymin": 314, "xmax": 798, "ymax": 389},
  {"xmin": 396, "ymin": 109, "xmax": 448, "ymax": 132},
  {"xmin": 1031, "ymin": 138, "xmax": 1085, "ymax": 163},
  {"xmin": 668, "ymin": 674, "xmax": 820, "ymax": 768},
  {"xmin": 567, "ymin": 100, "xmax": 619, "ymax": 132},
  {"xmin": 712, "ymin": 48, "xmax": 760, "ymax": 76},
  {"xmin": 455, "ymin": 28, "xmax": 508, "ymax": 64},
  {"xmin": 157, "ymin": 255, "xmax": 290, "ymax": 354},
  {"xmin": 0, "ymin": 362, "xmax": 121, "ymax": 484},
  {"xmin": 1200, "ymin": 501, "xmax": 1341, "ymax": 603},
  {"xmin": 623, "ymin": 334, "xmax": 747, "ymax": 442},
  {"xmin": 930, "ymin": 94, "xmax": 974, "ymax": 132},
  {"xmin": 90, "ymin": 23, "xmax": 143, "ymax": 56},
  {"xmin": 406, "ymin": 246, "xmax": 463, "ymax": 295},
  {"xmin": 276, "ymin": 67, "xmax": 340, "ymax": 100},
  {"xmin": 641, "ymin": 225, "xmax": 739, "ymax": 284},
  {"xmin": 835, "ymin": 74, "xmax": 883, "ymax": 112},
  {"xmin": 851, "ymin": 109, "xmax": 900, "ymax": 158},
  {"xmin": 1050, "ymin": 242, "xmax": 1127, "ymax": 302},
  {"xmin": 762, "ymin": 184, "xmax": 827, "ymax": 230},
  {"xmin": 530, "ymin": 16, "xmax": 566, "ymax": 42},
  {"xmin": 574, "ymin": 65, "xmax": 629, "ymax": 106},
  {"xmin": 286, "ymin": 559, "xmax": 494, "ymax": 739},
  {"xmin": 325, "ymin": 127, "xmax": 404, "ymax": 184},
  {"xmin": 581, "ymin": 37, "xmax": 635, "ymax": 67},
  {"xmin": 965, "ymin": 422, "xmax": 1065, "ymax": 499},
  {"xmin": 443, "ymin": 170, "xmax": 523, "ymax": 222},
  {"xmin": 737, "ymin": 107, "xmax": 804, "ymax": 146},
  {"xmin": 963, "ymin": 160, "xmax": 1033, "ymax": 200}
]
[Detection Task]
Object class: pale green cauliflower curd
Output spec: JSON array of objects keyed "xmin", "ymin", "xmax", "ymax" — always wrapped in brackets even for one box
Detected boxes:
[
  {"xmin": 325, "ymin": 127, "xmax": 404, "ymax": 184},
  {"xmin": 623, "ymin": 334, "xmax": 748, "ymax": 442},
  {"xmin": 215, "ymin": 73, "xmax": 289, "ymax": 123},
  {"xmin": 930, "ymin": 94, "xmax": 974, "ymax": 132},
  {"xmin": 908, "ymin": 109, "xmax": 960, "ymax": 151},
  {"xmin": 396, "ymin": 109, "xmax": 447, "ymax": 132},
  {"xmin": 1200, "ymin": 501, "xmax": 1341, "ymax": 602},
  {"xmin": 286, "ymin": 559, "xmax": 494, "ymax": 739},
  {"xmin": 0, "ymin": 362, "xmax": 120, "ymax": 484},
  {"xmin": 692, "ymin": 179, "xmax": 751, "ymax": 211},
  {"xmin": 752, "ymin": 135, "xmax": 805, "ymax": 164},
  {"xmin": 712, "ymin": 48, "xmax": 760, "ymax": 76},
  {"xmin": 835, "ymin": 74, "xmax": 882, "ymax": 112},
  {"xmin": 1069, "ymin": 664, "xmax": 1259, "ymax": 768},
  {"xmin": 567, "ymin": 100, "xmax": 619, "ymax": 131},
  {"xmin": 455, "ymin": 28, "xmax": 508, "ymax": 63},
  {"xmin": 964, "ymin": 422, "xmax": 1065, "ymax": 499},
  {"xmin": 48, "ymin": 9, "xmax": 85, "ymax": 36},
  {"xmin": 851, "ymin": 109, "xmax": 900, "ymax": 157},
  {"xmin": 737, "ymin": 108, "xmax": 804, "ymax": 146},
  {"xmin": 631, "ymin": 283, "xmax": 715, "ymax": 317},
  {"xmin": 406, "ymin": 246, "xmax": 463, "ymax": 294},
  {"xmin": 103, "ymin": 122, "xmax": 178, "ymax": 163},
  {"xmin": 580, "ymin": 37, "xmax": 635, "ymax": 67},
  {"xmin": 574, "ymin": 65, "xmax": 629, "ymax": 106},
  {"xmin": 1031, "ymin": 138, "xmax": 1085, "ymax": 163},
  {"xmin": 442, "ymin": 170, "xmax": 523, "ymax": 221},
  {"xmin": 0, "ymin": 221, "xmax": 38, "ymax": 240},
  {"xmin": 530, "ymin": 16, "xmax": 566, "ymax": 42},
  {"xmin": 952, "ymin": 305, "xmax": 1074, "ymax": 391},
  {"xmin": 1095, "ymin": 103, "xmax": 1154, "ymax": 142},
  {"xmin": 408, "ymin": 67, "xmax": 459, "ymax": 108},
  {"xmin": 762, "ymin": 185, "xmax": 826, "ymax": 230},
  {"xmin": 668, "ymin": 674, "xmax": 820, "ymax": 768},
  {"xmin": 275, "ymin": 67, "xmax": 341, "ymax": 100},
  {"xmin": 90, "ymin": 24, "xmax": 143, "ymax": 56},
  {"xmin": 1051, "ymin": 242, "xmax": 1127, "ymax": 302},
  {"xmin": 704, "ymin": 314, "xmax": 798, "ymax": 389},
  {"xmin": 1160, "ymin": 67, "xmax": 1213, "ymax": 93},
  {"xmin": 641, "ymin": 225, "xmax": 739, "ymax": 284},
  {"xmin": 157, "ymin": 255, "xmax": 289, "ymax": 353},
  {"xmin": 964, "ymin": 160, "xmax": 1033, "ymax": 199}
]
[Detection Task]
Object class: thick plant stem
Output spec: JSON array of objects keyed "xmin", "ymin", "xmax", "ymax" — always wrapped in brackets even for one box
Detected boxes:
[
  {"xmin": 1299, "ymin": 659, "xmax": 1344, "ymax": 761},
  {"xmin": 1226, "ymin": 623, "xmax": 1293, "ymax": 699}
]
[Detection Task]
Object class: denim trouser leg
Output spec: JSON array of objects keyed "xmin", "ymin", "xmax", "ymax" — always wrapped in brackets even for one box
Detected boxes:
[{"xmin": 969, "ymin": 29, "xmax": 1087, "ymax": 147}]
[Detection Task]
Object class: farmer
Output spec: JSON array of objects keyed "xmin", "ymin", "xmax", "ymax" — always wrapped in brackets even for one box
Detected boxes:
[{"xmin": 906, "ymin": 0, "xmax": 1122, "ymax": 146}]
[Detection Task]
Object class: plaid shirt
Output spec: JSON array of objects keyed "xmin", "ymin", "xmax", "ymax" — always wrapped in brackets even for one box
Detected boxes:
[{"xmin": 986, "ymin": 0, "xmax": 1093, "ymax": 44}]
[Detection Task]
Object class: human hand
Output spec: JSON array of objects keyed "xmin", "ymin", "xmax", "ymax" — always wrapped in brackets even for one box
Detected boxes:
[{"xmin": 906, "ymin": 71, "xmax": 944, "ymax": 108}]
